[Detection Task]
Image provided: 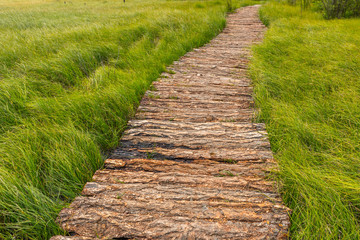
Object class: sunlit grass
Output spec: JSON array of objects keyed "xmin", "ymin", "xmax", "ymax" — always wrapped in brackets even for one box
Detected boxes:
[{"xmin": 251, "ymin": 2, "xmax": 360, "ymax": 239}]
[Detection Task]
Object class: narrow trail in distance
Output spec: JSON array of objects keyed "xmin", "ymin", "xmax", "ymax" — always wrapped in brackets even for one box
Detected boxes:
[{"xmin": 52, "ymin": 5, "xmax": 290, "ymax": 239}]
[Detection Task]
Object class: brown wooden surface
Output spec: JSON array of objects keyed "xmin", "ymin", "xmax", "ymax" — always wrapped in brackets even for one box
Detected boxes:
[{"xmin": 51, "ymin": 5, "xmax": 290, "ymax": 240}]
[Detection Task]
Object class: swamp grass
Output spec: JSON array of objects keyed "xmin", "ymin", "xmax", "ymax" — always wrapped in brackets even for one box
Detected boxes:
[{"xmin": 252, "ymin": 2, "xmax": 360, "ymax": 239}]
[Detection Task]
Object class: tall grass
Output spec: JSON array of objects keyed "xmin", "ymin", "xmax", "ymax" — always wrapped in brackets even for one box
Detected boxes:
[
  {"xmin": 251, "ymin": 2, "xmax": 360, "ymax": 239},
  {"xmin": 0, "ymin": 0, "xmax": 245, "ymax": 238}
]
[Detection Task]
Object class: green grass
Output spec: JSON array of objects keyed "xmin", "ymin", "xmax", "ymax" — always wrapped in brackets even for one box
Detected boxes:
[
  {"xmin": 0, "ymin": 0, "xmax": 234, "ymax": 238},
  {"xmin": 251, "ymin": 2, "xmax": 360, "ymax": 239}
]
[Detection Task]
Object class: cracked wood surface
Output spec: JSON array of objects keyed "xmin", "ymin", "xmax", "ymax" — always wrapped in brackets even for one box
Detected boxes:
[{"xmin": 51, "ymin": 5, "xmax": 290, "ymax": 240}]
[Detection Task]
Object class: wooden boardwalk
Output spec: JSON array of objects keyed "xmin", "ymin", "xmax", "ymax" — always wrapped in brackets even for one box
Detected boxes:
[{"xmin": 52, "ymin": 5, "xmax": 290, "ymax": 239}]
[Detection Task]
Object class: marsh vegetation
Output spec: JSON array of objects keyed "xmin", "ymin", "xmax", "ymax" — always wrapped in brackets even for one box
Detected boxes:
[{"xmin": 252, "ymin": 2, "xmax": 360, "ymax": 238}]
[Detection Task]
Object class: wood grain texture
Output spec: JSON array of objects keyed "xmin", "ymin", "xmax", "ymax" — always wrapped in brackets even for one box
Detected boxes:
[{"xmin": 51, "ymin": 5, "xmax": 290, "ymax": 240}]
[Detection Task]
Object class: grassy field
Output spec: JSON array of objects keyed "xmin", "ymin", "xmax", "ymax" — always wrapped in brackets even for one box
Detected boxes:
[
  {"xmin": 251, "ymin": 2, "xmax": 360, "ymax": 239},
  {"xmin": 0, "ymin": 0, "xmax": 246, "ymax": 238}
]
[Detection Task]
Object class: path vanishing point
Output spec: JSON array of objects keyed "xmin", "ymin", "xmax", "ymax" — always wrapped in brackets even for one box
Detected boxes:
[{"xmin": 52, "ymin": 5, "xmax": 290, "ymax": 239}]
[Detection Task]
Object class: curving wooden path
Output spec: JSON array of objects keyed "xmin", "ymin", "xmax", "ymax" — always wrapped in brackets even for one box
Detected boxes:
[{"xmin": 51, "ymin": 5, "xmax": 290, "ymax": 240}]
